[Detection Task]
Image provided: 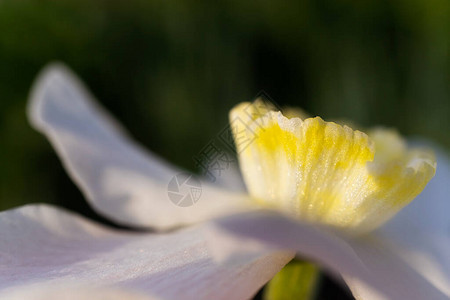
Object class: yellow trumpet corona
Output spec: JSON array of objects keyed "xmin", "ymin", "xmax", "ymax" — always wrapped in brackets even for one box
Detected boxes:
[{"xmin": 230, "ymin": 101, "xmax": 436, "ymax": 234}]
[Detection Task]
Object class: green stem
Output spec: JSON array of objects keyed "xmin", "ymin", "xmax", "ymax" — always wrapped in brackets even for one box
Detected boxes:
[{"xmin": 263, "ymin": 259, "xmax": 321, "ymax": 300}]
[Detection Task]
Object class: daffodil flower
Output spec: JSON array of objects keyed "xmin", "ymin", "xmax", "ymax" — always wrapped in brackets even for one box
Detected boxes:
[{"xmin": 1, "ymin": 64, "xmax": 449, "ymax": 300}]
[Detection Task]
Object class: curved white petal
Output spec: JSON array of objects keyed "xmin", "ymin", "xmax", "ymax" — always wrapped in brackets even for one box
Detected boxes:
[
  {"xmin": 1, "ymin": 287, "xmax": 158, "ymax": 300},
  {"xmin": 346, "ymin": 231, "xmax": 450, "ymax": 299},
  {"xmin": 27, "ymin": 63, "xmax": 249, "ymax": 229},
  {"xmin": 0, "ymin": 205, "xmax": 292, "ymax": 300},
  {"xmin": 208, "ymin": 211, "xmax": 449, "ymax": 300}
]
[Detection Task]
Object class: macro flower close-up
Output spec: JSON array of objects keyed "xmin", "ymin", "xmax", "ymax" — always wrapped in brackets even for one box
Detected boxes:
[
  {"xmin": 0, "ymin": 64, "xmax": 448, "ymax": 300},
  {"xmin": 1, "ymin": 2, "xmax": 450, "ymax": 299}
]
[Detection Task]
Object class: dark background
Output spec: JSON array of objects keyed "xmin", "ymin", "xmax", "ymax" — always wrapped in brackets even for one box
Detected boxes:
[{"xmin": 1, "ymin": 1, "xmax": 449, "ymax": 299}]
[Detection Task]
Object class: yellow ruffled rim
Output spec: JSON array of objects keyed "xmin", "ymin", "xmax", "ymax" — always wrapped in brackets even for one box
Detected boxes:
[{"xmin": 230, "ymin": 100, "xmax": 436, "ymax": 234}]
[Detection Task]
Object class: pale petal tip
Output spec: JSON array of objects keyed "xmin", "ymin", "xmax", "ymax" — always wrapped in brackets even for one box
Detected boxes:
[{"xmin": 27, "ymin": 62, "xmax": 78, "ymax": 130}]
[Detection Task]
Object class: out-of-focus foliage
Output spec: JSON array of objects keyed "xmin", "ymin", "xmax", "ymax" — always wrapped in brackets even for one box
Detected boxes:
[{"xmin": 1, "ymin": 0, "xmax": 449, "ymax": 214}]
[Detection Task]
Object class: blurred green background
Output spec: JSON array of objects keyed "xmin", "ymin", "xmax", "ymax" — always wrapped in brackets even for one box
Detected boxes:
[
  {"xmin": 2, "ymin": 0, "xmax": 450, "ymax": 213},
  {"xmin": 1, "ymin": 1, "xmax": 449, "ymax": 299}
]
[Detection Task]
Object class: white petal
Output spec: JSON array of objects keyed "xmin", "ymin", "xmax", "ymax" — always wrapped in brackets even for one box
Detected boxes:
[
  {"xmin": 346, "ymin": 231, "xmax": 450, "ymax": 299},
  {"xmin": 208, "ymin": 211, "xmax": 449, "ymax": 300},
  {"xmin": 0, "ymin": 205, "xmax": 292, "ymax": 300},
  {"xmin": 27, "ymin": 63, "xmax": 249, "ymax": 229},
  {"xmin": 1, "ymin": 286, "xmax": 157, "ymax": 300}
]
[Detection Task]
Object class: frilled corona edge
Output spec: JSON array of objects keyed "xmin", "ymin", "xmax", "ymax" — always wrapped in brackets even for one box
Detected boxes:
[{"xmin": 230, "ymin": 101, "xmax": 436, "ymax": 234}]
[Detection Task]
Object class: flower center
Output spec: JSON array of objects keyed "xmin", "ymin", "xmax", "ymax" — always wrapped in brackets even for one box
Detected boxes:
[{"xmin": 230, "ymin": 101, "xmax": 436, "ymax": 234}]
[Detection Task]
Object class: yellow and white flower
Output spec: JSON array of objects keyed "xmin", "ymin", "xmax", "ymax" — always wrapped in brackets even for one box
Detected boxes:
[{"xmin": 0, "ymin": 64, "xmax": 448, "ymax": 300}]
